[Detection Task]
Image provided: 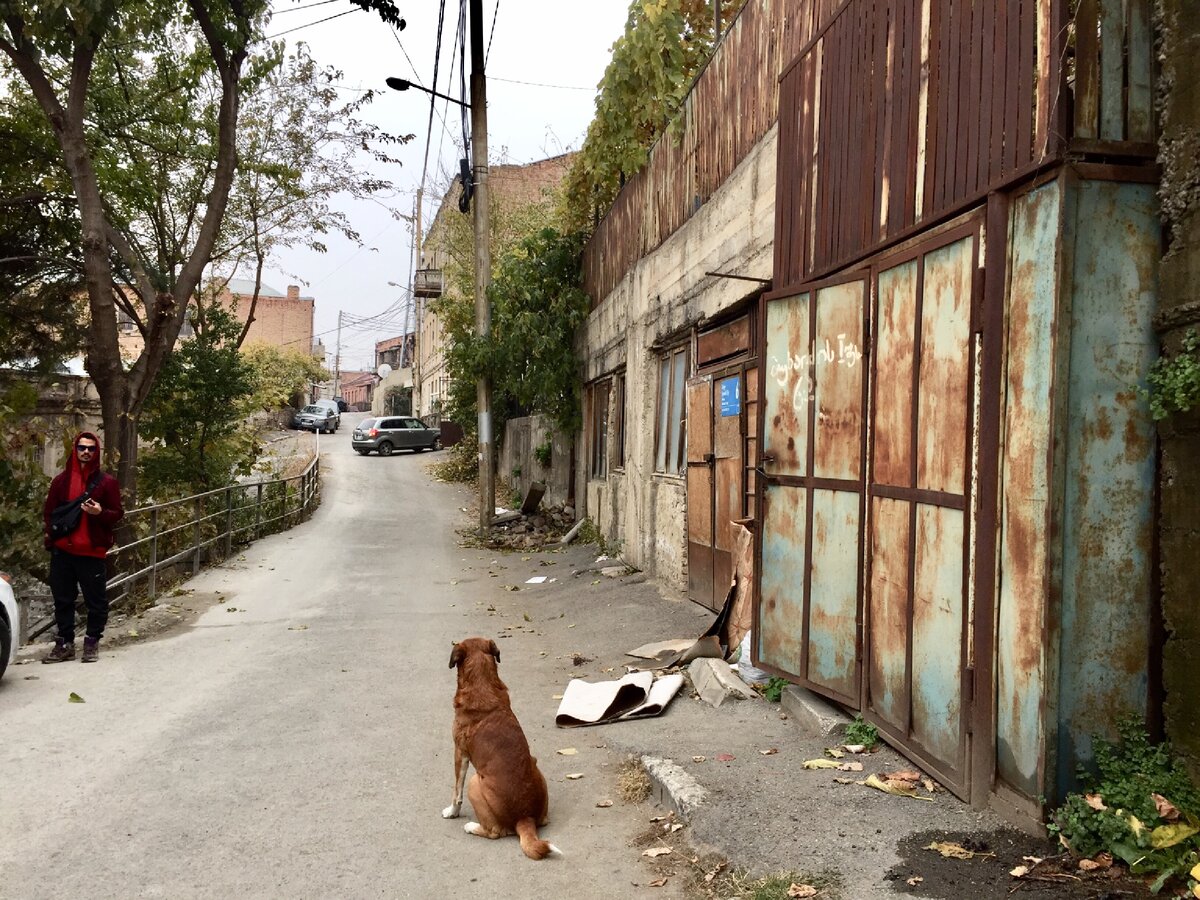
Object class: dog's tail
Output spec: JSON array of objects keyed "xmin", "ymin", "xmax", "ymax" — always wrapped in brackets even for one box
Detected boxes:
[{"xmin": 515, "ymin": 818, "xmax": 562, "ymax": 860}]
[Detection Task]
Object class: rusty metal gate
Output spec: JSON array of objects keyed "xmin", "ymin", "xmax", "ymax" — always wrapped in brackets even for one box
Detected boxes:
[{"xmin": 757, "ymin": 221, "xmax": 983, "ymax": 798}]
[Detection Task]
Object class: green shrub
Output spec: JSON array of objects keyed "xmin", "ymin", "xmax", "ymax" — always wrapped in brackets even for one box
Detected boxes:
[
  {"xmin": 1050, "ymin": 719, "xmax": 1200, "ymax": 893},
  {"xmin": 844, "ymin": 714, "xmax": 879, "ymax": 749}
]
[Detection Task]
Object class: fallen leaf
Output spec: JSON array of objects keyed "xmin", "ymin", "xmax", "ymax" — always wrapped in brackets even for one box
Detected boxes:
[
  {"xmin": 837, "ymin": 761, "xmax": 864, "ymax": 772},
  {"xmin": 760, "ymin": 748, "xmax": 779, "ymax": 756},
  {"xmin": 225, "ymin": 606, "xmax": 239, "ymax": 612},
  {"xmin": 833, "ymin": 777, "xmax": 855, "ymax": 784},
  {"xmin": 844, "ymin": 744, "xmax": 866, "ymax": 753},
  {"xmin": 595, "ymin": 799, "xmax": 613, "ymax": 808},
  {"xmin": 786, "ymin": 884, "xmax": 817, "ymax": 898},
  {"xmin": 68, "ymin": 692, "xmax": 85, "ymax": 703},
  {"xmin": 922, "ymin": 777, "xmax": 938, "ymax": 793},
  {"xmin": 692, "ymin": 756, "xmax": 706, "ymax": 763},
  {"xmin": 649, "ymin": 815, "xmax": 669, "ymax": 822},
  {"xmin": 1150, "ymin": 821, "xmax": 1198, "ymax": 848},
  {"xmin": 552, "ymin": 694, "xmax": 563, "ymax": 700},
  {"xmin": 1077, "ymin": 852, "xmax": 1112, "ymax": 872},
  {"xmin": 1192, "ymin": 861, "xmax": 1200, "ymax": 881},
  {"xmin": 287, "ymin": 624, "xmax": 308, "ymax": 631},
  {"xmin": 668, "ymin": 823, "xmax": 684, "ymax": 833},
  {"xmin": 715, "ymin": 753, "xmax": 735, "ymax": 762},
  {"xmin": 523, "ymin": 613, "xmax": 532, "ymax": 622},
  {"xmin": 642, "ymin": 847, "xmax": 672, "ymax": 858},
  {"xmin": 885, "ymin": 770, "xmax": 922, "ymax": 782},
  {"xmin": 824, "ymin": 748, "xmax": 845, "ymax": 759},
  {"xmin": 590, "ymin": 580, "xmax": 600, "ymax": 585},
  {"xmin": 1010, "ymin": 865, "xmax": 1029, "ymax": 878},
  {"xmin": 803, "ymin": 758, "xmax": 840, "ymax": 769},
  {"xmin": 127, "ymin": 630, "xmax": 139, "ymax": 638},
  {"xmin": 906, "ymin": 876, "xmax": 924, "ymax": 886},
  {"xmin": 1152, "ymin": 793, "xmax": 1180, "ymax": 822},
  {"xmin": 565, "ymin": 773, "xmax": 584, "ymax": 780},
  {"xmin": 1022, "ymin": 855, "xmax": 1044, "ymax": 865},
  {"xmin": 704, "ymin": 862, "xmax": 727, "ymax": 883},
  {"xmin": 926, "ymin": 841, "xmax": 978, "ymax": 860},
  {"xmin": 502, "ymin": 585, "xmax": 519, "ymax": 592},
  {"xmin": 1084, "ymin": 793, "xmax": 1107, "ymax": 811},
  {"xmin": 556, "ymin": 748, "xmax": 577, "ymax": 756},
  {"xmin": 648, "ymin": 877, "xmax": 668, "ymax": 887},
  {"xmin": 863, "ymin": 773, "xmax": 934, "ymax": 801}
]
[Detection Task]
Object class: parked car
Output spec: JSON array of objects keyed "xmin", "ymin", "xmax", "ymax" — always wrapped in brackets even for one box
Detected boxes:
[
  {"xmin": 293, "ymin": 404, "xmax": 338, "ymax": 434},
  {"xmin": 333, "ymin": 396, "xmax": 349, "ymax": 412},
  {"xmin": 351, "ymin": 416, "xmax": 443, "ymax": 456},
  {"xmin": 311, "ymin": 399, "xmax": 341, "ymax": 429},
  {"xmin": 1, "ymin": 571, "xmax": 19, "ymax": 682}
]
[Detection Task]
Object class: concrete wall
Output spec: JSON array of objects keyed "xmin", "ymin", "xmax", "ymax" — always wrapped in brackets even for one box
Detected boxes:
[
  {"xmin": 498, "ymin": 415, "xmax": 573, "ymax": 509},
  {"xmin": 578, "ymin": 124, "xmax": 777, "ymax": 585}
]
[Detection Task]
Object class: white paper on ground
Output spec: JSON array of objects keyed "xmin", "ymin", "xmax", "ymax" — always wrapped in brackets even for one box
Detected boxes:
[
  {"xmin": 525, "ymin": 576, "xmax": 548, "ymax": 584},
  {"xmin": 555, "ymin": 672, "xmax": 685, "ymax": 727}
]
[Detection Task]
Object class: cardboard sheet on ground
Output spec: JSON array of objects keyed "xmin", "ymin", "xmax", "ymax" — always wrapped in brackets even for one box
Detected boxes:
[
  {"xmin": 623, "ymin": 520, "xmax": 757, "ymax": 670},
  {"xmin": 555, "ymin": 671, "xmax": 686, "ymax": 727}
]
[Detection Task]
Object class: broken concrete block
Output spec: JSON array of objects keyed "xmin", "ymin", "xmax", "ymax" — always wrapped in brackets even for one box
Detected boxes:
[
  {"xmin": 520, "ymin": 481, "xmax": 546, "ymax": 514},
  {"xmin": 688, "ymin": 657, "xmax": 757, "ymax": 708}
]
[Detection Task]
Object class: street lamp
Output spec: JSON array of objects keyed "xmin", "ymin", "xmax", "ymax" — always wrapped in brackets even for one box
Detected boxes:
[{"xmin": 385, "ymin": 77, "xmax": 470, "ymax": 109}]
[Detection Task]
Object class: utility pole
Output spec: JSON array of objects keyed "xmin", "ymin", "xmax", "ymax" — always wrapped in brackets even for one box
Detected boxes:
[
  {"xmin": 333, "ymin": 309, "xmax": 343, "ymax": 400},
  {"xmin": 470, "ymin": 0, "xmax": 494, "ymax": 536},
  {"xmin": 412, "ymin": 188, "xmax": 423, "ymax": 418}
]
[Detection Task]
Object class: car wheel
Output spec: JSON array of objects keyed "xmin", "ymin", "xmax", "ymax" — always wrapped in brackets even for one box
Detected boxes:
[
  {"xmin": 431, "ymin": 437, "xmax": 443, "ymax": 451},
  {"xmin": 356, "ymin": 449, "xmax": 370, "ymax": 456},
  {"xmin": 377, "ymin": 441, "xmax": 394, "ymax": 457},
  {"xmin": 0, "ymin": 615, "xmax": 11, "ymax": 682}
]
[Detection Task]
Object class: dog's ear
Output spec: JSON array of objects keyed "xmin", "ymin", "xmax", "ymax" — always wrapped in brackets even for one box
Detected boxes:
[
  {"xmin": 449, "ymin": 643, "xmax": 464, "ymax": 669},
  {"xmin": 488, "ymin": 640, "xmax": 500, "ymax": 665}
]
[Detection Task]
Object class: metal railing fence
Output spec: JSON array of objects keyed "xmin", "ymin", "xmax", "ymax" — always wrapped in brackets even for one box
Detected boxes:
[{"xmin": 26, "ymin": 455, "xmax": 321, "ymax": 642}]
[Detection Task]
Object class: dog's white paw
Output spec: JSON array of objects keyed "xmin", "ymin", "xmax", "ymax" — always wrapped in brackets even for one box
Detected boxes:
[
  {"xmin": 546, "ymin": 844, "xmax": 564, "ymax": 858},
  {"xmin": 464, "ymin": 821, "xmax": 484, "ymax": 835},
  {"xmin": 442, "ymin": 803, "xmax": 461, "ymax": 819}
]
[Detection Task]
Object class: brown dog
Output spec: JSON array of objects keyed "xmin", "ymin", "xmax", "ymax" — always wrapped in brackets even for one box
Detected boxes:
[{"xmin": 443, "ymin": 637, "xmax": 561, "ymax": 859}]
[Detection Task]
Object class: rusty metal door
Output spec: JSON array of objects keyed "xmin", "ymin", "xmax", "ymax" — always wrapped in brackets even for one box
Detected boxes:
[
  {"xmin": 687, "ymin": 368, "xmax": 754, "ymax": 612},
  {"xmin": 864, "ymin": 223, "xmax": 980, "ymax": 797},
  {"xmin": 757, "ymin": 273, "xmax": 869, "ymax": 708}
]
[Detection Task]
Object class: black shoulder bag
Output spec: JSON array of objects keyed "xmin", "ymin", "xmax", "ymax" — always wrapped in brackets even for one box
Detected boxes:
[{"xmin": 49, "ymin": 471, "xmax": 102, "ymax": 540}]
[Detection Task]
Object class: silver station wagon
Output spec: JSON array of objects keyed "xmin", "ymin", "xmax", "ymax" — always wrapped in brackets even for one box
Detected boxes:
[{"xmin": 351, "ymin": 416, "xmax": 443, "ymax": 456}]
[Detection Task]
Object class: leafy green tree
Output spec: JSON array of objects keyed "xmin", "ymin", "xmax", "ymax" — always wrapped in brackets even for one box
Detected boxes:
[
  {"xmin": 240, "ymin": 341, "xmax": 329, "ymax": 411},
  {"xmin": 562, "ymin": 0, "xmax": 743, "ymax": 233},
  {"xmin": 442, "ymin": 228, "xmax": 590, "ymax": 437},
  {"xmin": 0, "ymin": 382, "xmax": 54, "ymax": 578},
  {"xmin": 214, "ymin": 43, "xmax": 412, "ymax": 346},
  {"xmin": 138, "ymin": 305, "xmax": 257, "ymax": 495}
]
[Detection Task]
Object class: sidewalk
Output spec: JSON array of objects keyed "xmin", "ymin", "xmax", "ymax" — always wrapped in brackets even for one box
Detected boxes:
[{"xmin": 476, "ymin": 536, "xmax": 1110, "ymax": 900}]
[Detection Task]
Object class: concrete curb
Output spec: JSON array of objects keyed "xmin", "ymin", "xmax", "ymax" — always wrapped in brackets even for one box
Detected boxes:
[
  {"xmin": 641, "ymin": 755, "xmax": 707, "ymax": 820},
  {"xmin": 780, "ymin": 685, "xmax": 850, "ymax": 735}
]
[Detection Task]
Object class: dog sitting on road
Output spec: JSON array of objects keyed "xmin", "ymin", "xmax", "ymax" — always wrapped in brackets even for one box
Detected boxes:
[{"xmin": 443, "ymin": 637, "xmax": 562, "ymax": 860}]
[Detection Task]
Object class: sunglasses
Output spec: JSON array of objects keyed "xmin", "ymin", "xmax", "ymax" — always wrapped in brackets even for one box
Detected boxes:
[{"xmin": 76, "ymin": 444, "xmax": 97, "ymax": 453}]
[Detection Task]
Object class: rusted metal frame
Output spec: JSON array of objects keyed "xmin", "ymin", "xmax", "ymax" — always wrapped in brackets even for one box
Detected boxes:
[
  {"xmin": 768, "ymin": 473, "xmax": 864, "ymax": 492},
  {"xmin": 844, "ymin": 9, "xmax": 862, "ymax": 258},
  {"xmin": 890, "ymin": 0, "xmax": 911, "ymax": 237},
  {"xmin": 1069, "ymin": 161, "xmax": 1161, "ymax": 184},
  {"xmin": 774, "ymin": 76, "xmax": 796, "ymax": 287},
  {"xmin": 952, "ymin": 0, "xmax": 975, "ymax": 201},
  {"xmin": 828, "ymin": 18, "xmax": 849, "ymax": 268},
  {"xmin": 1098, "ymin": 0, "xmax": 1125, "ymax": 140},
  {"xmin": 938, "ymin": 0, "xmax": 962, "ymax": 210},
  {"xmin": 868, "ymin": 217, "xmax": 984, "ymax": 277},
  {"xmin": 966, "ymin": 0, "xmax": 988, "ymax": 196},
  {"xmin": 800, "ymin": 278, "xmax": 820, "ymax": 685},
  {"xmin": 1067, "ymin": 138, "xmax": 1157, "ymax": 159},
  {"xmin": 901, "ymin": 0, "xmax": 922, "ymax": 228},
  {"xmin": 1125, "ymin": 0, "xmax": 1153, "ymax": 142},
  {"xmin": 955, "ymin": 229, "xmax": 984, "ymax": 798},
  {"xmin": 853, "ymin": 275, "xmax": 872, "ymax": 711},
  {"xmin": 871, "ymin": 0, "xmax": 889, "ymax": 239},
  {"xmin": 870, "ymin": 484, "xmax": 967, "ymax": 511},
  {"xmin": 854, "ymin": 7, "xmax": 873, "ymax": 254},
  {"xmin": 799, "ymin": 57, "xmax": 815, "ymax": 282},
  {"xmin": 1016, "ymin": 0, "xmax": 1037, "ymax": 163},
  {"xmin": 1004, "ymin": 0, "xmax": 1027, "ymax": 167},
  {"xmin": 900, "ymin": 251, "xmax": 925, "ymax": 743},
  {"xmin": 969, "ymin": 190, "xmax": 1009, "ymax": 805},
  {"xmin": 977, "ymin": 0, "xmax": 997, "ymax": 187},
  {"xmin": 922, "ymin": 0, "xmax": 942, "ymax": 216},
  {"xmin": 989, "ymin": 0, "xmax": 1010, "ymax": 177},
  {"xmin": 816, "ymin": 38, "xmax": 836, "ymax": 269},
  {"xmin": 770, "ymin": 154, "xmax": 1061, "ymax": 297},
  {"xmin": 778, "ymin": 0, "xmax": 858, "ymax": 84}
]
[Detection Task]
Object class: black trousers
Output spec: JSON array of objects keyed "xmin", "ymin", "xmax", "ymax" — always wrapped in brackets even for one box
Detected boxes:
[{"xmin": 49, "ymin": 549, "xmax": 109, "ymax": 642}]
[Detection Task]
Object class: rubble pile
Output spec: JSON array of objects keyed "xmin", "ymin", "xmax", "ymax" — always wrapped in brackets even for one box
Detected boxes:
[{"xmin": 486, "ymin": 504, "xmax": 577, "ymax": 549}]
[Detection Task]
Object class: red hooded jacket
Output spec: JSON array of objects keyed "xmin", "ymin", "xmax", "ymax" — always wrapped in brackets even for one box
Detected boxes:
[{"xmin": 42, "ymin": 431, "xmax": 125, "ymax": 558}]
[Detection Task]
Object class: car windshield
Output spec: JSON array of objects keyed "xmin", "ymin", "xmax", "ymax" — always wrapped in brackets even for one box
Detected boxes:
[{"xmin": 302, "ymin": 405, "xmax": 323, "ymax": 414}]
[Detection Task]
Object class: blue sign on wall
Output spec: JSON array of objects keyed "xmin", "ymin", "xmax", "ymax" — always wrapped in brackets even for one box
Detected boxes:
[{"xmin": 719, "ymin": 376, "xmax": 741, "ymax": 417}]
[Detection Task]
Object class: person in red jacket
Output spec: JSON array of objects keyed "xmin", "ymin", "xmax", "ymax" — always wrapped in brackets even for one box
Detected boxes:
[{"xmin": 41, "ymin": 431, "xmax": 124, "ymax": 663}]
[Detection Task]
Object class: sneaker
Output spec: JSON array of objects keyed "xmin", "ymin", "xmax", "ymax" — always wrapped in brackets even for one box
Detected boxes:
[
  {"xmin": 42, "ymin": 640, "xmax": 75, "ymax": 663},
  {"xmin": 81, "ymin": 637, "xmax": 100, "ymax": 663}
]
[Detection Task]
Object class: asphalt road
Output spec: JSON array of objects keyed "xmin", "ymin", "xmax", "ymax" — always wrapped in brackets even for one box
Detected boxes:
[{"xmin": 0, "ymin": 414, "xmax": 686, "ymax": 899}]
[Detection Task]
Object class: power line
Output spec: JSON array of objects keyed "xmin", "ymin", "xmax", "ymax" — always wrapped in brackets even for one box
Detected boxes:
[
  {"xmin": 488, "ymin": 74, "xmax": 594, "ymax": 91},
  {"xmin": 485, "ymin": 0, "xmax": 499, "ymax": 65},
  {"xmin": 265, "ymin": 6, "xmax": 362, "ymax": 39},
  {"xmin": 271, "ymin": 0, "xmax": 341, "ymax": 15}
]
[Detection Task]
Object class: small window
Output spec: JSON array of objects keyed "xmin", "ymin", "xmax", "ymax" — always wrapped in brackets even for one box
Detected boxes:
[
  {"xmin": 614, "ymin": 372, "xmax": 626, "ymax": 469},
  {"xmin": 654, "ymin": 346, "xmax": 688, "ymax": 475},
  {"xmin": 590, "ymin": 379, "xmax": 610, "ymax": 480}
]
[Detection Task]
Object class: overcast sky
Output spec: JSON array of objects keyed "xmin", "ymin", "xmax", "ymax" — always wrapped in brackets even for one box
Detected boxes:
[{"xmin": 261, "ymin": 0, "xmax": 630, "ymax": 372}]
